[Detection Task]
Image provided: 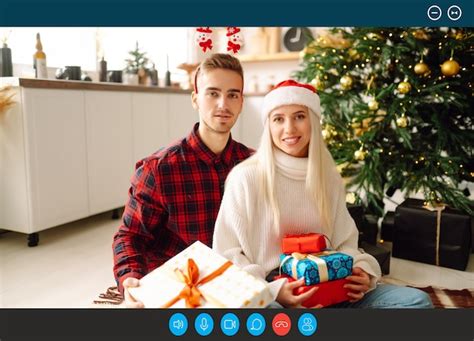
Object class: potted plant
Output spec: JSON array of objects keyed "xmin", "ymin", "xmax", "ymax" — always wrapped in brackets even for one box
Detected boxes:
[{"xmin": 124, "ymin": 41, "xmax": 150, "ymax": 85}]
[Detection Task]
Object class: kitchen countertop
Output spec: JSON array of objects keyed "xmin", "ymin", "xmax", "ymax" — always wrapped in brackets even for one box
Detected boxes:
[{"xmin": 0, "ymin": 77, "xmax": 266, "ymax": 96}]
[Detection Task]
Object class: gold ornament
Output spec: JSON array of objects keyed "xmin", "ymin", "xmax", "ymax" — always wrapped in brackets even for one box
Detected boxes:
[
  {"xmin": 322, "ymin": 125, "xmax": 336, "ymax": 141},
  {"xmin": 310, "ymin": 77, "xmax": 325, "ymax": 91},
  {"xmin": 368, "ymin": 99, "xmax": 379, "ymax": 111},
  {"xmin": 455, "ymin": 32, "xmax": 465, "ymax": 40},
  {"xmin": 367, "ymin": 33, "xmax": 383, "ymax": 40},
  {"xmin": 315, "ymin": 31, "xmax": 350, "ymax": 49},
  {"xmin": 354, "ymin": 148, "xmax": 366, "ymax": 161},
  {"xmin": 441, "ymin": 59, "xmax": 460, "ymax": 77},
  {"xmin": 374, "ymin": 109, "xmax": 386, "ymax": 123},
  {"xmin": 412, "ymin": 29, "xmax": 429, "ymax": 40},
  {"xmin": 414, "ymin": 62, "xmax": 430, "ymax": 75},
  {"xmin": 348, "ymin": 48, "xmax": 360, "ymax": 60},
  {"xmin": 345, "ymin": 192, "xmax": 356, "ymax": 204},
  {"xmin": 340, "ymin": 75, "xmax": 353, "ymax": 90},
  {"xmin": 397, "ymin": 81, "xmax": 412, "ymax": 94},
  {"xmin": 396, "ymin": 115, "xmax": 408, "ymax": 128}
]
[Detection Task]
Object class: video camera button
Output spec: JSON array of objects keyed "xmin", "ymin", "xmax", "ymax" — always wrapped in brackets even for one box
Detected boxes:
[
  {"xmin": 220, "ymin": 312, "xmax": 240, "ymax": 336},
  {"xmin": 169, "ymin": 313, "xmax": 188, "ymax": 336}
]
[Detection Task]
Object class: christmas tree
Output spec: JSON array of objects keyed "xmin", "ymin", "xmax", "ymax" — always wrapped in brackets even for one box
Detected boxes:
[
  {"xmin": 295, "ymin": 28, "xmax": 473, "ymax": 216},
  {"xmin": 124, "ymin": 41, "xmax": 150, "ymax": 75}
]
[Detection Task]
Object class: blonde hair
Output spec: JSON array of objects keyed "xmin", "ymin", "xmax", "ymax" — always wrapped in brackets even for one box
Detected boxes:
[{"xmin": 242, "ymin": 109, "xmax": 343, "ymax": 233}]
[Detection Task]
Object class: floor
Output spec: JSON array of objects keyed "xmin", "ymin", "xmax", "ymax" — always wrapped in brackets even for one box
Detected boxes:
[{"xmin": 1, "ymin": 210, "xmax": 473, "ymax": 308}]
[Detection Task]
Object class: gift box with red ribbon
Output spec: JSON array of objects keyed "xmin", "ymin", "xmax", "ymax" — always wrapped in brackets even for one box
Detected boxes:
[
  {"xmin": 274, "ymin": 274, "xmax": 350, "ymax": 307},
  {"xmin": 281, "ymin": 233, "xmax": 327, "ymax": 254}
]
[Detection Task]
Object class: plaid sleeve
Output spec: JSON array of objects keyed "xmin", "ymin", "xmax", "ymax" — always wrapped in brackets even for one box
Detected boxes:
[{"xmin": 112, "ymin": 160, "xmax": 166, "ymax": 293}]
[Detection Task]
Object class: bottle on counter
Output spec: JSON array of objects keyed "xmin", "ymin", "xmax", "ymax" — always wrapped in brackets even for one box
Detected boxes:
[
  {"xmin": 99, "ymin": 57, "xmax": 107, "ymax": 82},
  {"xmin": 0, "ymin": 42, "xmax": 13, "ymax": 77},
  {"xmin": 149, "ymin": 63, "xmax": 158, "ymax": 86},
  {"xmin": 33, "ymin": 33, "xmax": 48, "ymax": 79},
  {"xmin": 165, "ymin": 54, "xmax": 171, "ymax": 87}
]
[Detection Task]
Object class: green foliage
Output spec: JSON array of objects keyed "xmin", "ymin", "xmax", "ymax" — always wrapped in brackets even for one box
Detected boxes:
[
  {"xmin": 124, "ymin": 41, "xmax": 150, "ymax": 74},
  {"xmin": 295, "ymin": 28, "xmax": 474, "ymax": 215}
]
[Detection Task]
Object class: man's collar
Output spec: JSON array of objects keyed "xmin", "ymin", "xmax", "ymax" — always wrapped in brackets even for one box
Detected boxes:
[{"xmin": 186, "ymin": 123, "xmax": 235, "ymax": 166}]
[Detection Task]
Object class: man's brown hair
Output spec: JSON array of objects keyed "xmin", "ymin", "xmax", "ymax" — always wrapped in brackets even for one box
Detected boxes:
[{"xmin": 194, "ymin": 53, "xmax": 244, "ymax": 93}]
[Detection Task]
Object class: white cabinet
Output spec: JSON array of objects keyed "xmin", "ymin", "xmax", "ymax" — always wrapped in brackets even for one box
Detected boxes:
[
  {"xmin": 85, "ymin": 91, "xmax": 134, "ymax": 215},
  {"xmin": 23, "ymin": 88, "xmax": 90, "ymax": 230},
  {"xmin": 0, "ymin": 80, "xmax": 264, "ymax": 243},
  {"xmin": 132, "ymin": 93, "xmax": 169, "ymax": 161},
  {"xmin": 167, "ymin": 94, "xmax": 199, "ymax": 142}
]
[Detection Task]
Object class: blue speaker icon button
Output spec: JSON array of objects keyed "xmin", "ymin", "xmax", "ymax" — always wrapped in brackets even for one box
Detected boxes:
[
  {"xmin": 195, "ymin": 313, "xmax": 214, "ymax": 336},
  {"xmin": 169, "ymin": 313, "xmax": 188, "ymax": 336},
  {"xmin": 220, "ymin": 313, "xmax": 240, "ymax": 336},
  {"xmin": 246, "ymin": 313, "xmax": 266, "ymax": 336}
]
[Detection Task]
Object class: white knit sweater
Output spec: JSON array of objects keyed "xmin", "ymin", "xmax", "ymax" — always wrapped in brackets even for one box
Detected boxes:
[{"xmin": 213, "ymin": 149, "xmax": 381, "ymax": 299}]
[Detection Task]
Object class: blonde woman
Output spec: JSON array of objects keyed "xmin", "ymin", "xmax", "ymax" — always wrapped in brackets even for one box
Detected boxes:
[{"xmin": 213, "ymin": 80, "xmax": 432, "ymax": 308}]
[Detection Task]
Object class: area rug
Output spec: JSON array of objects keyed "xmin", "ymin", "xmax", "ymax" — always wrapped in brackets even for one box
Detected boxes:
[{"xmin": 93, "ymin": 284, "xmax": 474, "ymax": 308}]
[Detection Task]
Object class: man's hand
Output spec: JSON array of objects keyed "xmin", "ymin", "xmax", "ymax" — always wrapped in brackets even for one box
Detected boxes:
[
  {"xmin": 276, "ymin": 279, "xmax": 322, "ymax": 308},
  {"xmin": 123, "ymin": 277, "xmax": 145, "ymax": 308},
  {"xmin": 344, "ymin": 267, "xmax": 370, "ymax": 302}
]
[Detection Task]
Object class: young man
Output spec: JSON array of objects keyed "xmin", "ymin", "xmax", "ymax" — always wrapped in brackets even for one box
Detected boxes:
[{"xmin": 112, "ymin": 53, "xmax": 252, "ymax": 307}]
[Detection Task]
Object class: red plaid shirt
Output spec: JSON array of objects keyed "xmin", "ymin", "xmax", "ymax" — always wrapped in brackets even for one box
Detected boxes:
[{"xmin": 113, "ymin": 123, "xmax": 252, "ymax": 292}]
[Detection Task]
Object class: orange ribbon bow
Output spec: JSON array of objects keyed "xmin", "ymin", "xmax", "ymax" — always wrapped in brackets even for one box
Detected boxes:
[{"xmin": 163, "ymin": 258, "xmax": 233, "ymax": 308}]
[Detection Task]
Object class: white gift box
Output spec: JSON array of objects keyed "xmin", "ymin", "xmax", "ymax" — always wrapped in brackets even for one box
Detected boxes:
[{"xmin": 128, "ymin": 241, "xmax": 273, "ymax": 308}]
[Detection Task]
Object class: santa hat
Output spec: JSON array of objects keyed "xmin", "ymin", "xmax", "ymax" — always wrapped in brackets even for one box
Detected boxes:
[
  {"xmin": 261, "ymin": 79, "xmax": 321, "ymax": 124},
  {"xmin": 226, "ymin": 27, "xmax": 241, "ymax": 36},
  {"xmin": 197, "ymin": 27, "xmax": 212, "ymax": 33}
]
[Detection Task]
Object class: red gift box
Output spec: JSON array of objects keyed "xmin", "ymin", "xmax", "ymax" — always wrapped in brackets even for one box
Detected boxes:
[
  {"xmin": 281, "ymin": 233, "xmax": 327, "ymax": 254},
  {"xmin": 274, "ymin": 275, "xmax": 350, "ymax": 307}
]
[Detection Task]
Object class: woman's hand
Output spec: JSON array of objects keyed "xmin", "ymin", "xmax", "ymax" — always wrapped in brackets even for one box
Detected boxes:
[
  {"xmin": 276, "ymin": 279, "xmax": 322, "ymax": 308},
  {"xmin": 344, "ymin": 267, "xmax": 370, "ymax": 302}
]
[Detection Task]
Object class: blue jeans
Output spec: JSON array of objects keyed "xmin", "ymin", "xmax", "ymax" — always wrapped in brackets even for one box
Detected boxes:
[
  {"xmin": 267, "ymin": 284, "xmax": 433, "ymax": 309},
  {"xmin": 330, "ymin": 284, "xmax": 433, "ymax": 309}
]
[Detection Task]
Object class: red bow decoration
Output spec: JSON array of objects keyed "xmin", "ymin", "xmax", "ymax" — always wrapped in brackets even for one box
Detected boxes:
[{"xmin": 199, "ymin": 39, "xmax": 213, "ymax": 52}]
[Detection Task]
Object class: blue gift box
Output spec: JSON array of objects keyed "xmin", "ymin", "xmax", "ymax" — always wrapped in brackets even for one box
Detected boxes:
[{"xmin": 279, "ymin": 251, "xmax": 353, "ymax": 285}]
